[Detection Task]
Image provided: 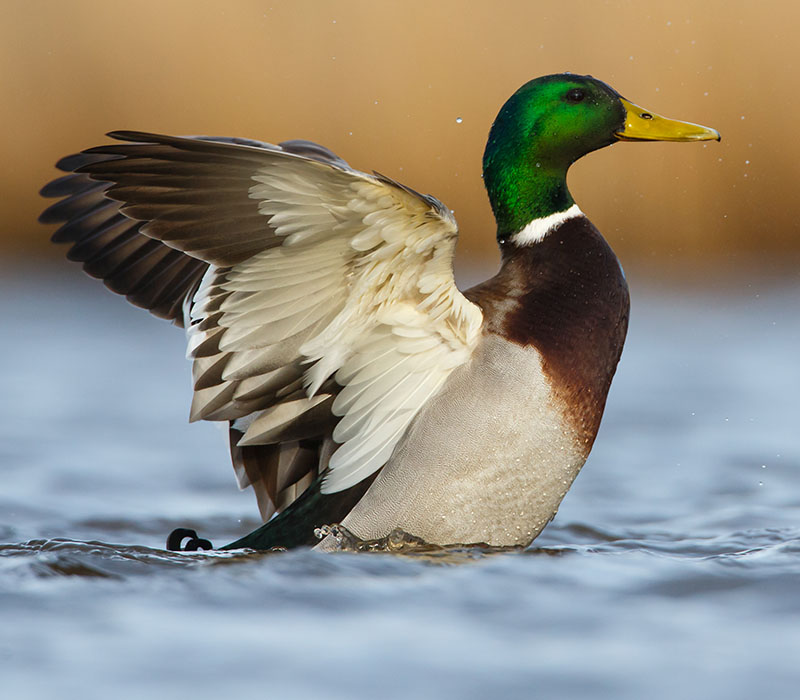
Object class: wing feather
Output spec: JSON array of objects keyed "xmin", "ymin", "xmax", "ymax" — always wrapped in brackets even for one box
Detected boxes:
[{"xmin": 43, "ymin": 130, "xmax": 483, "ymax": 506}]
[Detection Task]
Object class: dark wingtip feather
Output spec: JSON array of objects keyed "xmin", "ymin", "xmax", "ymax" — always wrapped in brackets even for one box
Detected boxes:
[
  {"xmin": 39, "ymin": 199, "xmax": 68, "ymax": 223},
  {"xmin": 40, "ymin": 139, "xmax": 209, "ymax": 325},
  {"xmin": 40, "ymin": 173, "xmax": 81, "ymax": 198},
  {"xmin": 81, "ymin": 144, "xmax": 130, "ymax": 156},
  {"xmin": 55, "ymin": 153, "xmax": 84, "ymax": 172},
  {"xmin": 107, "ymin": 130, "xmax": 158, "ymax": 142}
]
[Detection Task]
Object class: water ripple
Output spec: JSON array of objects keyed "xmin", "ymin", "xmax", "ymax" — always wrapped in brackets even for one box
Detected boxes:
[{"xmin": 2, "ymin": 271, "xmax": 800, "ymax": 699}]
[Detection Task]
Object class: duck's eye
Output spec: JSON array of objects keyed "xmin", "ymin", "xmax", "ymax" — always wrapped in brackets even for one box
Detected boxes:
[{"xmin": 565, "ymin": 88, "xmax": 586, "ymax": 103}]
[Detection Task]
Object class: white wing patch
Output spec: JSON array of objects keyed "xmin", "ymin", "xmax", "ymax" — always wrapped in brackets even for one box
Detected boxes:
[
  {"xmin": 324, "ymin": 308, "xmax": 475, "ymax": 492},
  {"xmin": 186, "ymin": 153, "xmax": 483, "ymax": 494}
]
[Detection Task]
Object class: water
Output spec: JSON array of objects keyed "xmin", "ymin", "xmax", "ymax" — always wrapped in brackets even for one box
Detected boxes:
[{"xmin": 1, "ymin": 262, "xmax": 799, "ymax": 699}]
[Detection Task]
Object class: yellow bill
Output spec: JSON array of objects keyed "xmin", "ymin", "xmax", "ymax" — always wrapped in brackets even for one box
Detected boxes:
[{"xmin": 615, "ymin": 98, "xmax": 720, "ymax": 142}]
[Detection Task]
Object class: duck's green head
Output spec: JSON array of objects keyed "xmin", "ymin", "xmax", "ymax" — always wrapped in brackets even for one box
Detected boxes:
[{"xmin": 483, "ymin": 73, "xmax": 720, "ymax": 238}]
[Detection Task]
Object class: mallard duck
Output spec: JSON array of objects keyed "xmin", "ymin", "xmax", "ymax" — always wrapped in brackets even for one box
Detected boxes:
[{"xmin": 40, "ymin": 73, "xmax": 719, "ymax": 551}]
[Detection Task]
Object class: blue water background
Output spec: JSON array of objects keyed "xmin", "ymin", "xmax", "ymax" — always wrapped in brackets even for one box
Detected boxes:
[{"xmin": 1, "ymin": 262, "xmax": 798, "ymax": 699}]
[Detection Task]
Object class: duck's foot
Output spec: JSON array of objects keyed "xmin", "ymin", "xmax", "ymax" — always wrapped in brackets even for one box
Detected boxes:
[{"xmin": 166, "ymin": 528, "xmax": 213, "ymax": 552}]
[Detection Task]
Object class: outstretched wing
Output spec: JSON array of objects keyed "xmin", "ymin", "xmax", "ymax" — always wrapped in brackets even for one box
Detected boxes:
[{"xmin": 45, "ymin": 131, "xmax": 483, "ymax": 497}]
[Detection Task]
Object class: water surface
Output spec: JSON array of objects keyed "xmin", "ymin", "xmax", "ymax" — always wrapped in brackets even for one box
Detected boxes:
[{"xmin": 1, "ymin": 264, "xmax": 798, "ymax": 699}]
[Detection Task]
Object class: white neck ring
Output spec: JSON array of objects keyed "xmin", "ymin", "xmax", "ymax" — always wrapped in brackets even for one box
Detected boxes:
[{"xmin": 510, "ymin": 204, "xmax": 583, "ymax": 246}]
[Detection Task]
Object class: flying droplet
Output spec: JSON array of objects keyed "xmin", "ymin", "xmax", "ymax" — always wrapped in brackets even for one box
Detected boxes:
[{"xmin": 455, "ymin": 117, "xmax": 463, "ymax": 124}]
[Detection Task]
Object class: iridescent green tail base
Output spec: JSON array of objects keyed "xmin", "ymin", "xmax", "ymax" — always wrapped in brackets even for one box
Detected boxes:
[{"xmin": 220, "ymin": 474, "xmax": 373, "ymax": 551}]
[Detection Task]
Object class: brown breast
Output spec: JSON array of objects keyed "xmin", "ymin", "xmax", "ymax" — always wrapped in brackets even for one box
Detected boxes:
[{"xmin": 465, "ymin": 216, "xmax": 630, "ymax": 452}]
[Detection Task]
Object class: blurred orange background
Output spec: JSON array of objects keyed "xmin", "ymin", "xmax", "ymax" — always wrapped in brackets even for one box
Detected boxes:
[{"xmin": 2, "ymin": 0, "xmax": 798, "ymax": 278}]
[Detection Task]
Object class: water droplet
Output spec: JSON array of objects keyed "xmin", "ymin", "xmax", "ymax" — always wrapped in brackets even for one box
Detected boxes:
[
  {"xmin": 741, "ymin": 115, "xmax": 745, "ymax": 120},
  {"xmin": 758, "ymin": 481, "xmax": 764, "ymax": 487},
  {"xmin": 374, "ymin": 100, "xmax": 379, "ymax": 105},
  {"xmin": 455, "ymin": 117, "xmax": 463, "ymax": 124},
  {"xmin": 761, "ymin": 464, "xmax": 767, "ymax": 469},
  {"xmin": 703, "ymin": 91, "xmax": 709, "ymax": 96},
  {"xmin": 745, "ymin": 160, "xmax": 750, "ymax": 164}
]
